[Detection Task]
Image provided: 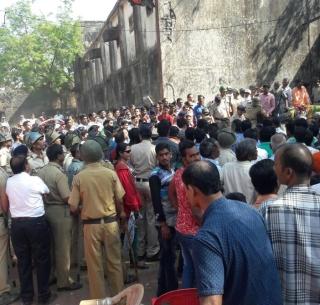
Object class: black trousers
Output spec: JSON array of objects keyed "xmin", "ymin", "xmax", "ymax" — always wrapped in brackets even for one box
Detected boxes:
[
  {"xmin": 157, "ymin": 226, "xmax": 178, "ymax": 297},
  {"xmin": 11, "ymin": 216, "xmax": 51, "ymax": 303}
]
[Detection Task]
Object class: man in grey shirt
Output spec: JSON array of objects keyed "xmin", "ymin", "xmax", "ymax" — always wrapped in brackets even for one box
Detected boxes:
[{"xmin": 130, "ymin": 124, "xmax": 159, "ymax": 266}]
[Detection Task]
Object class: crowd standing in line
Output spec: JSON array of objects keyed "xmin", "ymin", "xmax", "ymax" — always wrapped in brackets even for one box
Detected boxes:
[{"xmin": 0, "ymin": 78, "xmax": 319, "ymax": 305}]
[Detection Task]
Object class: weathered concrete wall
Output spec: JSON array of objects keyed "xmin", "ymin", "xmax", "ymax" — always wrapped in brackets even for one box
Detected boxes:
[
  {"xmin": 7, "ymin": 88, "xmax": 78, "ymax": 124},
  {"xmin": 80, "ymin": 21, "xmax": 105, "ymax": 50},
  {"xmin": 75, "ymin": 0, "xmax": 162, "ymax": 113},
  {"xmin": 159, "ymin": 0, "xmax": 320, "ymax": 101},
  {"xmin": 1, "ymin": 88, "xmax": 75, "ymax": 124},
  {"xmin": 75, "ymin": 0, "xmax": 320, "ymax": 111},
  {"xmin": 0, "ymin": 89, "xmax": 28, "ymax": 121}
]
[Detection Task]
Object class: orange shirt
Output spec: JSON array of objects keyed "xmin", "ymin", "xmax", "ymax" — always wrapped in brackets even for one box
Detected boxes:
[{"xmin": 292, "ymin": 86, "xmax": 310, "ymax": 108}]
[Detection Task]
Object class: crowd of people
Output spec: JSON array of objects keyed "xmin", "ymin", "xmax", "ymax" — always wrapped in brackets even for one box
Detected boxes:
[{"xmin": 0, "ymin": 77, "xmax": 320, "ymax": 305}]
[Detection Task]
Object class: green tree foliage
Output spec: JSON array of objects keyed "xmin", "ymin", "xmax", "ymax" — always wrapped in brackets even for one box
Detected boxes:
[{"xmin": 0, "ymin": 0, "xmax": 84, "ymax": 96}]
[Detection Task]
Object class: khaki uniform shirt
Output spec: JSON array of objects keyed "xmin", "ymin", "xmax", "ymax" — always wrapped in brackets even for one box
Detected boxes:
[
  {"xmin": 130, "ymin": 140, "xmax": 156, "ymax": 179},
  {"xmin": 37, "ymin": 162, "xmax": 70, "ymax": 205},
  {"xmin": 101, "ymin": 160, "xmax": 114, "ymax": 171},
  {"xmin": 0, "ymin": 168, "xmax": 8, "ymax": 215},
  {"xmin": 69, "ymin": 162, "xmax": 125, "ymax": 220},
  {"xmin": 0, "ymin": 148, "xmax": 11, "ymax": 175},
  {"xmin": 245, "ymin": 103, "xmax": 262, "ymax": 124},
  {"xmin": 209, "ymin": 97, "xmax": 232, "ymax": 119},
  {"xmin": 231, "ymin": 97, "xmax": 244, "ymax": 113},
  {"xmin": 28, "ymin": 151, "xmax": 49, "ymax": 175}
]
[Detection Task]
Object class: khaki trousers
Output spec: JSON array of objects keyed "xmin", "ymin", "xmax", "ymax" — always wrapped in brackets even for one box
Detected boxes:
[
  {"xmin": 0, "ymin": 217, "xmax": 10, "ymax": 295},
  {"xmin": 135, "ymin": 181, "xmax": 159, "ymax": 258},
  {"xmin": 83, "ymin": 221, "xmax": 123, "ymax": 299},
  {"xmin": 71, "ymin": 214, "xmax": 85, "ymax": 267},
  {"xmin": 46, "ymin": 205, "xmax": 73, "ymax": 288}
]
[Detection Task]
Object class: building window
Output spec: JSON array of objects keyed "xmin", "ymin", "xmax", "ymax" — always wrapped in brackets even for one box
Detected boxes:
[
  {"xmin": 146, "ymin": 5, "xmax": 152, "ymax": 16},
  {"xmin": 129, "ymin": 14, "xmax": 134, "ymax": 33},
  {"xmin": 146, "ymin": 0, "xmax": 154, "ymax": 16}
]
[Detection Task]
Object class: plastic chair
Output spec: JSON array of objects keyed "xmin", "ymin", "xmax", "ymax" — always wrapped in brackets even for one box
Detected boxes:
[
  {"xmin": 152, "ymin": 288, "xmax": 200, "ymax": 305},
  {"xmin": 79, "ymin": 284, "xmax": 144, "ymax": 305}
]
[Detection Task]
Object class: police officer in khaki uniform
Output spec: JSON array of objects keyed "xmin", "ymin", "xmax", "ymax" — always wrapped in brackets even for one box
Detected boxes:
[
  {"xmin": 0, "ymin": 133, "xmax": 12, "ymax": 175},
  {"xmin": 69, "ymin": 140, "xmax": 125, "ymax": 299},
  {"xmin": 25, "ymin": 132, "xmax": 48, "ymax": 175},
  {"xmin": 0, "ymin": 167, "xmax": 19, "ymax": 304},
  {"xmin": 45, "ymin": 130, "xmax": 61, "ymax": 146},
  {"xmin": 245, "ymin": 97, "xmax": 262, "ymax": 127},
  {"xmin": 38, "ymin": 144, "xmax": 81, "ymax": 291}
]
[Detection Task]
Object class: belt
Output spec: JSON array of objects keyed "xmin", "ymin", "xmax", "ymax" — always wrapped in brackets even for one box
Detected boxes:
[
  {"xmin": 135, "ymin": 177, "xmax": 149, "ymax": 182},
  {"xmin": 214, "ymin": 117, "xmax": 229, "ymax": 121},
  {"xmin": 82, "ymin": 215, "xmax": 117, "ymax": 225},
  {"xmin": 12, "ymin": 215, "xmax": 45, "ymax": 222}
]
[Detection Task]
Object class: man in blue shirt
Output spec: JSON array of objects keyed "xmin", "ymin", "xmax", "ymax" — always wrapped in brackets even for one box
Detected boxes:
[
  {"xmin": 193, "ymin": 95, "xmax": 205, "ymax": 121},
  {"xmin": 67, "ymin": 143, "xmax": 84, "ymax": 188},
  {"xmin": 182, "ymin": 161, "xmax": 282, "ymax": 305},
  {"xmin": 149, "ymin": 143, "xmax": 178, "ymax": 296}
]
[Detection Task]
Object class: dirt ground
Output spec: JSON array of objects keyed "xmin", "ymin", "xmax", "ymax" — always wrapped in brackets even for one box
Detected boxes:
[{"xmin": 9, "ymin": 261, "xmax": 160, "ymax": 305}]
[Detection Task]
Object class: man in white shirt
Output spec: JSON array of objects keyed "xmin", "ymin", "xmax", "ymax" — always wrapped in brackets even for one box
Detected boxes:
[
  {"xmin": 232, "ymin": 89, "xmax": 245, "ymax": 111},
  {"xmin": 217, "ymin": 129, "xmax": 237, "ymax": 166},
  {"xmin": 0, "ymin": 155, "xmax": 54, "ymax": 305},
  {"xmin": 77, "ymin": 114, "xmax": 89, "ymax": 130},
  {"xmin": 222, "ymin": 139, "xmax": 257, "ymax": 204},
  {"xmin": 209, "ymin": 95, "xmax": 232, "ymax": 121},
  {"xmin": 241, "ymin": 89, "xmax": 252, "ymax": 107},
  {"xmin": 281, "ymin": 78, "xmax": 292, "ymax": 107},
  {"xmin": 230, "ymin": 105, "xmax": 246, "ymax": 122},
  {"xmin": 312, "ymin": 79, "xmax": 320, "ymax": 103}
]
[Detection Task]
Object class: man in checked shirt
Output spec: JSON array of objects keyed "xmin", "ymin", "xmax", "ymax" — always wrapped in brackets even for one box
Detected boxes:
[{"xmin": 260, "ymin": 143, "xmax": 320, "ymax": 305}]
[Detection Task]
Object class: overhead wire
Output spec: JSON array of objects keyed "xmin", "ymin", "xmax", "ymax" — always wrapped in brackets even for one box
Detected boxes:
[
  {"xmin": 1, "ymin": 11, "xmax": 288, "ymax": 32},
  {"xmin": 2, "ymin": 3, "xmax": 318, "ymax": 32}
]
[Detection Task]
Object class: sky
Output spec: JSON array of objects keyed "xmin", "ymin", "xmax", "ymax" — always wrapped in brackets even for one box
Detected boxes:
[{"xmin": 0, "ymin": 0, "xmax": 118, "ymax": 22}]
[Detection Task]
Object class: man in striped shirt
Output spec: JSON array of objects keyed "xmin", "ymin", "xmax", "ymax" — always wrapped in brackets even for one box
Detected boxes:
[{"xmin": 260, "ymin": 143, "xmax": 320, "ymax": 305}]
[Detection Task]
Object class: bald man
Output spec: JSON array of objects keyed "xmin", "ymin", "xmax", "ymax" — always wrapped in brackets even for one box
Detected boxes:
[{"xmin": 260, "ymin": 144, "xmax": 320, "ymax": 305}]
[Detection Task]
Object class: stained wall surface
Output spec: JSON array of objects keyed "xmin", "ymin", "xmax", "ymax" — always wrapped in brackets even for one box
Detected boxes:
[
  {"xmin": 75, "ymin": 0, "xmax": 161, "ymax": 113},
  {"xmin": 159, "ymin": 0, "xmax": 320, "ymax": 101},
  {"xmin": 75, "ymin": 0, "xmax": 320, "ymax": 111}
]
